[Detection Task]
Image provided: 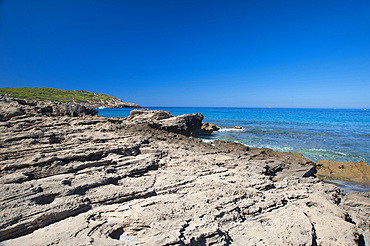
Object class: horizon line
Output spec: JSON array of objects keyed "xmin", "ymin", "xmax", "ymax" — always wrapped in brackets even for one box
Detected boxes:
[{"xmin": 124, "ymin": 106, "xmax": 369, "ymax": 110}]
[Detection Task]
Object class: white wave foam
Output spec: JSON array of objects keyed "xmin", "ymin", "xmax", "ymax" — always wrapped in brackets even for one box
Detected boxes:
[
  {"xmin": 262, "ymin": 145, "xmax": 294, "ymax": 152},
  {"xmin": 218, "ymin": 128, "xmax": 244, "ymax": 132},
  {"xmin": 276, "ymin": 146, "xmax": 294, "ymax": 152},
  {"xmin": 200, "ymin": 138, "xmax": 249, "ymax": 147},
  {"xmin": 309, "ymin": 148, "xmax": 347, "ymax": 156}
]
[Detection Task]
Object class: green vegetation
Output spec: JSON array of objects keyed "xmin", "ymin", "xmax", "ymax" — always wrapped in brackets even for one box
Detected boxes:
[{"xmin": 0, "ymin": 87, "xmax": 119, "ymax": 103}]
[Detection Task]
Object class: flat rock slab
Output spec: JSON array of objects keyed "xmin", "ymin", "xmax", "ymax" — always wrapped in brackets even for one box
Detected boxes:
[{"xmin": 316, "ymin": 160, "xmax": 370, "ymax": 183}]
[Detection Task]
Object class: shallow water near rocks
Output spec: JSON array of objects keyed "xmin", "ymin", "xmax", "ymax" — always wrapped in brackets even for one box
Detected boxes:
[
  {"xmin": 325, "ymin": 180, "xmax": 370, "ymax": 193},
  {"xmin": 98, "ymin": 107, "xmax": 370, "ymax": 192}
]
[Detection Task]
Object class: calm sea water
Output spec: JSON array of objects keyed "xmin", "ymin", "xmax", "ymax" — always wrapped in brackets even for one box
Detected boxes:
[{"xmin": 98, "ymin": 107, "xmax": 370, "ymax": 192}]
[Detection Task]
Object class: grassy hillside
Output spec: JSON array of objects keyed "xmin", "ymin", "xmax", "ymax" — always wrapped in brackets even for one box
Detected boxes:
[{"xmin": 0, "ymin": 87, "xmax": 120, "ymax": 103}]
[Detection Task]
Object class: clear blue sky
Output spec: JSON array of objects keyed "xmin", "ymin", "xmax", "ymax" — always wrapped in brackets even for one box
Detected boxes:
[{"xmin": 1, "ymin": 0, "xmax": 369, "ymax": 108}]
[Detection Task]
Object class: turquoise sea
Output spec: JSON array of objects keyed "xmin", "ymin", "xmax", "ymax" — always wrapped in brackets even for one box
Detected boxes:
[{"xmin": 98, "ymin": 107, "xmax": 370, "ymax": 192}]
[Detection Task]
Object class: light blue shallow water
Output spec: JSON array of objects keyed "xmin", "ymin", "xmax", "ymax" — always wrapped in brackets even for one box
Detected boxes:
[
  {"xmin": 98, "ymin": 107, "xmax": 370, "ymax": 192},
  {"xmin": 98, "ymin": 107, "xmax": 370, "ymax": 165}
]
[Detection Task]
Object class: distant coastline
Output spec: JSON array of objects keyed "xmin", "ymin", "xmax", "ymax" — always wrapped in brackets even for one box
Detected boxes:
[{"xmin": 0, "ymin": 87, "xmax": 141, "ymax": 109}]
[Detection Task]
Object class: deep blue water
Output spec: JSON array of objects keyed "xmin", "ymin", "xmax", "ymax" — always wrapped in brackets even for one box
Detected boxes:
[{"xmin": 98, "ymin": 107, "xmax": 370, "ymax": 165}]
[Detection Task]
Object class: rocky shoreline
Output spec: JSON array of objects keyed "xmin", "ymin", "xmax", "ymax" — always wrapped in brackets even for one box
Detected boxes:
[
  {"xmin": 78, "ymin": 100, "xmax": 141, "ymax": 109},
  {"xmin": 0, "ymin": 97, "xmax": 369, "ymax": 245},
  {"xmin": 0, "ymin": 89, "xmax": 141, "ymax": 109}
]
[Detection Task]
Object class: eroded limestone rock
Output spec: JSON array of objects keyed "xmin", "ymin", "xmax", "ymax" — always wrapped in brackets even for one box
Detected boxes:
[
  {"xmin": 201, "ymin": 122, "xmax": 220, "ymax": 135},
  {"xmin": 0, "ymin": 96, "xmax": 97, "ymax": 121},
  {"xmin": 0, "ymin": 99, "xmax": 369, "ymax": 245},
  {"xmin": 315, "ymin": 160, "xmax": 370, "ymax": 183},
  {"xmin": 125, "ymin": 109, "xmax": 205, "ymax": 136}
]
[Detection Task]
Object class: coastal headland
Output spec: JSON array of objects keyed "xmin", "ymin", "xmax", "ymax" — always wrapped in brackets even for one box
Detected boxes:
[
  {"xmin": 0, "ymin": 87, "xmax": 141, "ymax": 109},
  {"xmin": 0, "ymin": 95, "xmax": 369, "ymax": 245}
]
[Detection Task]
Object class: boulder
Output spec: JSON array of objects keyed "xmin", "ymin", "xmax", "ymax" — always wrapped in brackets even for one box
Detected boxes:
[
  {"xmin": 125, "ymin": 109, "xmax": 172, "ymax": 121},
  {"xmin": 200, "ymin": 122, "xmax": 220, "ymax": 135},
  {"xmin": 125, "ymin": 109, "xmax": 204, "ymax": 136}
]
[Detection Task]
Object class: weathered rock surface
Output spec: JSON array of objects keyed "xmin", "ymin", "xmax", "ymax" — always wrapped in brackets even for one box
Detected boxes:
[
  {"xmin": 201, "ymin": 122, "xmax": 220, "ymax": 135},
  {"xmin": 249, "ymin": 147, "xmax": 317, "ymax": 180},
  {"xmin": 0, "ymin": 99, "xmax": 369, "ymax": 245},
  {"xmin": 79, "ymin": 99, "xmax": 141, "ymax": 109},
  {"xmin": 212, "ymin": 140, "xmax": 250, "ymax": 153},
  {"xmin": 0, "ymin": 96, "xmax": 97, "ymax": 121},
  {"xmin": 341, "ymin": 192, "xmax": 370, "ymax": 243},
  {"xmin": 125, "ymin": 109, "xmax": 207, "ymax": 136},
  {"xmin": 315, "ymin": 160, "xmax": 370, "ymax": 183}
]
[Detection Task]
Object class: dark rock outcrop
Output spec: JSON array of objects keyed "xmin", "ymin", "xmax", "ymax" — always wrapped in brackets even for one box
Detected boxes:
[
  {"xmin": 201, "ymin": 122, "xmax": 220, "ymax": 135},
  {"xmin": 125, "ymin": 109, "xmax": 205, "ymax": 136},
  {"xmin": 0, "ymin": 96, "xmax": 97, "ymax": 121}
]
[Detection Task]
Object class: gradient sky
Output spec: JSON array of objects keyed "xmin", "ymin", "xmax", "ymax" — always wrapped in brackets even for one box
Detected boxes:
[{"xmin": 1, "ymin": 0, "xmax": 369, "ymax": 108}]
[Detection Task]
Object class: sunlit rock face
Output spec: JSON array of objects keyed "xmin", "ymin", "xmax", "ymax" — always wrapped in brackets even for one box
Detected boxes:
[{"xmin": 0, "ymin": 98, "xmax": 368, "ymax": 245}]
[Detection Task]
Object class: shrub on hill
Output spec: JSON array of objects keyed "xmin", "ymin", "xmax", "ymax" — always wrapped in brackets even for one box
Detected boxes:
[{"xmin": 0, "ymin": 87, "xmax": 119, "ymax": 103}]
